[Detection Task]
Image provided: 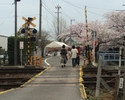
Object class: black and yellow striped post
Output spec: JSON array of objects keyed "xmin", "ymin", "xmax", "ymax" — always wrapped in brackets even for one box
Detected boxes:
[
  {"xmin": 85, "ymin": 6, "xmax": 89, "ymax": 43},
  {"xmin": 22, "ymin": 17, "xmax": 36, "ymax": 65},
  {"xmin": 27, "ymin": 18, "xmax": 31, "ymax": 65},
  {"xmin": 84, "ymin": 6, "xmax": 91, "ymax": 64}
]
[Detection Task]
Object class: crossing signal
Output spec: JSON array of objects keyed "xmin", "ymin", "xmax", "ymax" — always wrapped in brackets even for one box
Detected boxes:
[
  {"xmin": 32, "ymin": 29, "xmax": 37, "ymax": 34},
  {"xmin": 16, "ymin": 0, "xmax": 21, "ymax": 1},
  {"xmin": 30, "ymin": 37, "xmax": 36, "ymax": 41},
  {"xmin": 20, "ymin": 28, "xmax": 37, "ymax": 34},
  {"xmin": 22, "ymin": 16, "xmax": 37, "ymax": 65},
  {"xmin": 22, "ymin": 17, "xmax": 36, "ymax": 27},
  {"xmin": 21, "ymin": 28, "xmax": 25, "ymax": 34},
  {"xmin": 28, "ymin": 17, "xmax": 33, "ymax": 22}
]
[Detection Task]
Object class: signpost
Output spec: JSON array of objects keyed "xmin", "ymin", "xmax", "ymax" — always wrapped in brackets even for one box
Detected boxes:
[{"xmin": 20, "ymin": 41, "xmax": 24, "ymax": 66}]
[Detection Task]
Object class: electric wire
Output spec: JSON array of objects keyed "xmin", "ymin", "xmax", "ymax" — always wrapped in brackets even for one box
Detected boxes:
[
  {"xmin": 87, "ymin": 10, "xmax": 104, "ymax": 17},
  {"xmin": 0, "ymin": 3, "xmax": 12, "ymax": 5},
  {"xmin": 87, "ymin": 6, "xmax": 117, "ymax": 11},
  {"xmin": 0, "ymin": 9, "xmax": 14, "ymax": 28},
  {"xmin": 42, "ymin": 2, "xmax": 67, "ymax": 36},
  {"xmin": 50, "ymin": 0, "xmax": 57, "ymax": 8},
  {"xmin": 61, "ymin": 0, "xmax": 84, "ymax": 10},
  {"xmin": 43, "ymin": 3, "xmax": 69, "ymax": 32},
  {"xmin": 51, "ymin": 0, "xmax": 58, "ymax": 6},
  {"xmin": 61, "ymin": 8, "xmax": 72, "ymax": 20},
  {"xmin": 61, "ymin": 0, "xmax": 109, "ymax": 18},
  {"xmin": 42, "ymin": 3, "xmax": 56, "ymax": 19}
]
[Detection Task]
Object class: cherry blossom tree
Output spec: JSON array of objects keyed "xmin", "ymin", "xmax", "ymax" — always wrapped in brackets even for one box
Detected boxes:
[
  {"xmin": 104, "ymin": 11, "xmax": 125, "ymax": 47},
  {"xmin": 58, "ymin": 11, "xmax": 125, "ymax": 51},
  {"xmin": 57, "ymin": 22, "xmax": 86, "ymax": 45},
  {"xmin": 57, "ymin": 21, "xmax": 110, "ymax": 51}
]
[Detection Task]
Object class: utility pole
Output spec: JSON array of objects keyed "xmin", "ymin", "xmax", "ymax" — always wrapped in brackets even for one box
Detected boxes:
[
  {"xmin": 39, "ymin": 0, "xmax": 43, "ymax": 57},
  {"xmin": 122, "ymin": 46, "xmax": 125, "ymax": 100},
  {"xmin": 70, "ymin": 19, "xmax": 75, "ymax": 46},
  {"xmin": 121, "ymin": 6, "xmax": 125, "ymax": 99},
  {"xmin": 55, "ymin": 5, "xmax": 61, "ymax": 38},
  {"xmin": 95, "ymin": 56, "xmax": 102, "ymax": 99},
  {"xmin": 84, "ymin": 6, "xmax": 91, "ymax": 65},
  {"xmin": 117, "ymin": 46, "xmax": 122, "ymax": 97},
  {"xmin": 14, "ymin": 0, "xmax": 20, "ymax": 65}
]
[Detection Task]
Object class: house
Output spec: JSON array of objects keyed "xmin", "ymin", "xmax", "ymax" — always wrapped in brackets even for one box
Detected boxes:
[{"xmin": 0, "ymin": 35, "xmax": 8, "ymax": 51}]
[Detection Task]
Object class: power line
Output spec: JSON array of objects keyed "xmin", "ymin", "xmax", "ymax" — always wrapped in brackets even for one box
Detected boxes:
[
  {"xmin": 87, "ymin": 6, "xmax": 116, "ymax": 11},
  {"xmin": 0, "ymin": 3, "xmax": 12, "ymax": 5},
  {"xmin": 87, "ymin": 10, "xmax": 104, "ymax": 17},
  {"xmin": 42, "ymin": 3, "xmax": 67, "ymax": 33},
  {"xmin": 42, "ymin": 3, "xmax": 67, "ymax": 37},
  {"xmin": 61, "ymin": 0, "xmax": 112, "ymax": 18},
  {"xmin": 61, "ymin": 9, "xmax": 71, "ymax": 19},
  {"xmin": 61, "ymin": 0, "xmax": 84, "ymax": 10},
  {"xmin": 0, "ymin": 9, "xmax": 14, "ymax": 27},
  {"xmin": 50, "ymin": 0, "xmax": 57, "ymax": 7},
  {"xmin": 42, "ymin": 3, "xmax": 56, "ymax": 18}
]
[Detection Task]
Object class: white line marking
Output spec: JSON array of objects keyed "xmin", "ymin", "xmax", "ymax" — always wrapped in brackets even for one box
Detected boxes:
[{"xmin": 44, "ymin": 57, "xmax": 52, "ymax": 65}]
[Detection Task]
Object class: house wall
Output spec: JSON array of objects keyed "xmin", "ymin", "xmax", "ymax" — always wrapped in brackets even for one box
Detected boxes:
[{"xmin": 0, "ymin": 35, "xmax": 8, "ymax": 51}]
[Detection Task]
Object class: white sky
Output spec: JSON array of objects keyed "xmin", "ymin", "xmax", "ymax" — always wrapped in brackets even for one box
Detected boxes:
[{"xmin": 0, "ymin": 0, "xmax": 125, "ymax": 37}]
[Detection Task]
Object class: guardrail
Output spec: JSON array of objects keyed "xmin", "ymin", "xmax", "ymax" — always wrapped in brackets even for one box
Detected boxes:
[{"xmin": 98, "ymin": 51, "xmax": 124, "ymax": 66}]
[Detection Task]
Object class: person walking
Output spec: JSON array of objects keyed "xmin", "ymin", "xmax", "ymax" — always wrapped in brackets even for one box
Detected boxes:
[
  {"xmin": 60, "ymin": 45, "xmax": 68, "ymax": 68},
  {"xmin": 71, "ymin": 45, "xmax": 78, "ymax": 67},
  {"xmin": 67, "ymin": 47, "xmax": 71, "ymax": 59},
  {"xmin": 76, "ymin": 46, "xmax": 81, "ymax": 66}
]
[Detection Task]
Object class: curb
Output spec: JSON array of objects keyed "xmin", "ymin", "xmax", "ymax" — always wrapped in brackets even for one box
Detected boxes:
[{"xmin": 79, "ymin": 66, "xmax": 87, "ymax": 99}]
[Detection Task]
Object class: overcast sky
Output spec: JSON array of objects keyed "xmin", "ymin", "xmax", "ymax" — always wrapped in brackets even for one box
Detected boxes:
[{"xmin": 0, "ymin": 0, "xmax": 125, "ymax": 37}]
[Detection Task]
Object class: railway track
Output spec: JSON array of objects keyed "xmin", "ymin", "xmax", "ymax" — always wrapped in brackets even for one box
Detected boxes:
[
  {"xmin": 82, "ymin": 75, "xmax": 120, "ymax": 87},
  {"xmin": 0, "ymin": 77, "xmax": 29, "ymax": 89},
  {"xmin": 0, "ymin": 67, "xmax": 45, "ymax": 74},
  {"xmin": 82, "ymin": 81, "xmax": 115, "ymax": 88},
  {"xmin": 83, "ymin": 67, "xmax": 124, "ymax": 75},
  {"xmin": 82, "ymin": 67, "xmax": 124, "ymax": 88},
  {"xmin": 83, "ymin": 75, "xmax": 117, "ymax": 81},
  {"xmin": 0, "ymin": 67, "xmax": 45, "ymax": 89}
]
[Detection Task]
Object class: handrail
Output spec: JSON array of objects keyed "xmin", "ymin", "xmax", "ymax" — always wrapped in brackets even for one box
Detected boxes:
[
  {"xmin": 98, "ymin": 52, "xmax": 124, "ymax": 66},
  {"xmin": 98, "ymin": 51, "xmax": 119, "ymax": 53}
]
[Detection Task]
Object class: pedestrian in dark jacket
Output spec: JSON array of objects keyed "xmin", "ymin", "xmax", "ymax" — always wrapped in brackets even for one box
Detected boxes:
[{"xmin": 60, "ymin": 45, "xmax": 67, "ymax": 68}]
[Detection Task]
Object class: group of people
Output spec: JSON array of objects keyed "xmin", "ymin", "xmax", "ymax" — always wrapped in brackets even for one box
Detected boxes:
[{"xmin": 60, "ymin": 45, "xmax": 81, "ymax": 68}]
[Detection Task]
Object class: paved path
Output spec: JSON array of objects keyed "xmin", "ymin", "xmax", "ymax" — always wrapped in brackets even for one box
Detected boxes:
[{"xmin": 0, "ymin": 49, "xmax": 86, "ymax": 100}]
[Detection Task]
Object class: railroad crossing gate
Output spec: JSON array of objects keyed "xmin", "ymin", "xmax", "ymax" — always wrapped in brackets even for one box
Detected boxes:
[
  {"xmin": 22, "ymin": 16, "xmax": 37, "ymax": 66},
  {"xmin": 30, "ymin": 56, "xmax": 42, "ymax": 67},
  {"xmin": 22, "ymin": 16, "xmax": 36, "ymax": 27}
]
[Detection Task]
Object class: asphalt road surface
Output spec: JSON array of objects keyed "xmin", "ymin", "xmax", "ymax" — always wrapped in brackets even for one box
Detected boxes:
[{"xmin": 0, "ymin": 49, "xmax": 86, "ymax": 100}]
